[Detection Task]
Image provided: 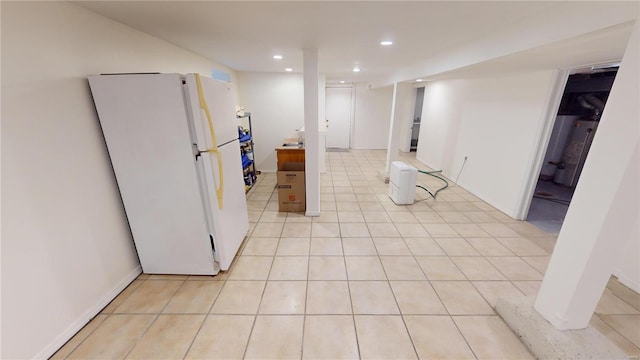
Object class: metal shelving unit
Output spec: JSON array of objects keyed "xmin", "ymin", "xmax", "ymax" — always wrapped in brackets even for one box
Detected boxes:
[{"xmin": 237, "ymin": 112, "xmax": 258, "ymax": 192}]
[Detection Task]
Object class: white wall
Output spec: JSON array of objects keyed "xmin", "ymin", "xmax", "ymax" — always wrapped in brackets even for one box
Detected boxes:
[
  {"xmin": 1, "ymin": 2, "xmax": 237, "ymax": 359},
  {"xmin": 612, "ymin": 145, "xmax": 639, "ymax": 292},
  {"xmin": 236, "ymin": 72, "xmax": 305, "ymax": 172},
  {"xmin": 416, "ymin": 71, "xmax": 556, "ymax": 217},
  {"xmin": 352, "ymin": 83, "xmax": 394, "ymax": 149},
  {"xmin": 236, "ymin": 78, "xmax": 391, "ymax": 170},
  {"xmin": 319, "ymin": 74, "xmax": 326, "ymax": 126},
  {"xmin": 535, "ymin": 22, "xmax": 639, "ymax": 328}
]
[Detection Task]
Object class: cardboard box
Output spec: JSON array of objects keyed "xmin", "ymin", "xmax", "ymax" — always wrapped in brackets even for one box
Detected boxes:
[{"xmin": 277, "ymin": 162, "xmax": 306, "ymax": 212}]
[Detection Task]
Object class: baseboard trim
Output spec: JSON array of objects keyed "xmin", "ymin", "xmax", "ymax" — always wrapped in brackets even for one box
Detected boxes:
[{"xmin": 36, "ymin": 266, "xmax": 142, "ymax": 359}]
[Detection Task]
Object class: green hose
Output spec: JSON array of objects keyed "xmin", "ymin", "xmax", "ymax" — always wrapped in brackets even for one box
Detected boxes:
[
  {"xmin": 416, "ymin": 184, "xmax": 435, "ymax": 198},
  {"xmin": 416, "ymin": 169, "xmax": 449, "ymax": 199}
]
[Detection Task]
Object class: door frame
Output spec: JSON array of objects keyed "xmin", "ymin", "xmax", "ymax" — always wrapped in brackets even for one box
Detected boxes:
[
  {"xmin": 514, "ymin": 69, "xmax": 569, "ymax": 220},
  {"xmin": 326, "ymin": 84, "xmax": 355, "ymax": 149},
  {"xmin": 401, "ymin": 86, "xmax": 420, "ymax": 153},
  {"xmin": 514, "ymin": 61, "xmax": 621, "ymax": 220}
]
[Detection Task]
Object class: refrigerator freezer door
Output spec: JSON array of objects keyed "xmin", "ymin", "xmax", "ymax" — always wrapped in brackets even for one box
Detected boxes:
[
  {"xmin": 184, "ymin": 74, "xmax": 239, "ymax": 151},
  {"xmin": 199, "ymin": 140, "xmax": 249, "ymax": 270},
  {"xmin": 88, "ymin": 74, "xmax": 217, "ymax": 275}
]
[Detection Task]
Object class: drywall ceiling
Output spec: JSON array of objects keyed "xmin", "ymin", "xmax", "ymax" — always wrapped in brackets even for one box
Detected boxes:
[
  {"xmin": 73, "ymin": 1, "xmax": 637, "ymax": 83},
  {"xmin": 73, "ymin": 1, "xmax": 557, "ymax": 79},
  {"xmin": 423, "ymin": 21, "xmax": 635, "ymax": 82}
]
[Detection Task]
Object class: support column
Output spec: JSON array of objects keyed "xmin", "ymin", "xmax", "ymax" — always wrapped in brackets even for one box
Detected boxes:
[
  {"xmin": 318, "ymin": 74, "xmax": 327, "ymax": 174},
  {"xmin": 384, "ymin": 83, "xmax": 399, "ymax": 175},
  {"xmin": 534, "ymin": 22, "xmax": 639, "ymax": 330},
  {"xmin": 385, "ymin": 82, "xmax": 413, "ymax": 173},
  {"xmin": 303, "ymin": 48, "xmax": 320, "ymax": 216}
]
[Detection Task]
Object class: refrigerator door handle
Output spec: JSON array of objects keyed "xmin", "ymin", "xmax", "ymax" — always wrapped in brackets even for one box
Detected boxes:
[
  {"xmin": 210, "ymin": 150, "xmax": 224, "ymax": 208},
  {"xmin": 194, "ymin": 73, "xmax": 224, "ymax": 209}
]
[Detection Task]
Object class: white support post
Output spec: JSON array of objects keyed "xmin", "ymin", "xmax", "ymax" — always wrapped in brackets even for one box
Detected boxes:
[
  {"xmin": 534, "ymin": 22, "xmax": 639, "ymax": 330},
  {"xmin": 385, "ymin": 82, "xmax": 413, "ymax": 173},
  {"xmin": 303, "ymin": 48, "xmax": 320, "ymax": 216},
  {"xmin": 385, "ymin": 83, "xmax": 399, "ymax": 174},
  {"xmin": 318, "ymin": 74, "xmax": 327, "ymax": 174}
]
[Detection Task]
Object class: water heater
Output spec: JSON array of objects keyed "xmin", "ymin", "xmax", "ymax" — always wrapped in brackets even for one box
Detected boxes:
[{"xmin": 555, "ymin": 120, "xmax": 599, "ymax": 187}]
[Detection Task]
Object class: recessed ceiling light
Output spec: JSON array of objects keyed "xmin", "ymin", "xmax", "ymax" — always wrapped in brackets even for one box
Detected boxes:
[
  {"xmin": 273, "ymin": 55, "xmax": 283, "ymax": 60},
  {"xmin": 340, "ymin": 81, "xmax": 345, "ymax": 84},
  {"xmin": 285, "ymin": 68, "xmax": 293, "ymax": 72},
  {"xmin": 353, "ymin": 67, "xmax": 361, "ymax": 73},
  {"xmin": 416, "ymin": 79, "xmax": 423, "ymax": 82},
  {"xmin": 380, "ymin": 41, "xmax": 393, "ymax": 46}
]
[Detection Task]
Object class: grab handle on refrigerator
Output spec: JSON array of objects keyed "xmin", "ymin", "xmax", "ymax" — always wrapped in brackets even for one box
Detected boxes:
[{"xmin": 195, "ymin": 73, "xmax": 224, "ymax": 209}]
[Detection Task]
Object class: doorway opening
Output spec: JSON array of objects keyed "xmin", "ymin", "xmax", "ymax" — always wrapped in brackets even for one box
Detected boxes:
[
  {"xmin": 410, "ymin": 87, "xmax": 425, "ymax": 151},
  {"xmin": 526, "ymin": 66, "xmax": 618, "ymax": 233},
  {"xmin": 325, "ymin": 86, "xmax": 354, "ymax": 150}
]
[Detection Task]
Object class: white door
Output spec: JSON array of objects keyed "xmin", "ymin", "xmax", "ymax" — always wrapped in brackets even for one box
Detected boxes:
[
  {"xmin": 199, "ymin": 140, "xmax": 249, "ymax": 271},
  {"xmin": 185, "ymin": 73, "xmax": 249, "ymax": 271},
  {"xmin": 185, "ymin": 74, "xmax": 239, "ymax": 149},
  {"xmin": 325, "ymin": 87, "xmax": 353, "ymax": 149}
]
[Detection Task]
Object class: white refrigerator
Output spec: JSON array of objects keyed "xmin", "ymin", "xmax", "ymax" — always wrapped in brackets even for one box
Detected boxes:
[{"xmin": 89, "ymin": 73, "xmax": 249, "ymax": 275}]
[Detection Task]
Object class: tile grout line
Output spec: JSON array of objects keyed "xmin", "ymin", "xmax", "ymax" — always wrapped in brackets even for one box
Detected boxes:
[
  {"xmin": 299, "ymin": 214, "xmax": 314, "ymax": 360},
  {"xmin": 384, "ymin": 175, "xmax": 495, "ymax": 359},
  {"xmin": 331, "ymin": 163, "xmax": 364, "ymax": 360},
  {"xmin": 121, "ymin": 314, "xmax": 160, "ymax": 359},
  {"xmin": 419, "ymin": 200, "xmax": 546, "ymax": 359},
  {"xmin": 604, "ymin": 284, "xmax": 640, "ymax": 313},
  {"xmin": 372, "ymin": 230, "xmax": 421, "ymax": 359},
  {"xmin": 401, "ymin": 203, "xmax": 483, "ymax": 360},
  {"xmin": 59, "ymin": 314, "xmax": 109, "ymax": 359},
  {"xmin": 181, "ymin": 278, "xmax": 228, "ymax": 359},
  {"xmin": 358, "ymin": 195, "xmax": 423, "ymax": 336},
  {"xmin": 594, "ymin": 313, "xmax": 640, "ymax": 350},
  {"xmin": 426, "ymin": 233, "xmax": 535, "ymax": 316},
  {"xmin": 339, "ymin": 207, "xmax": 363, "ymax": 360},
  {"xmin": 385, "ymin": 192, "xmax": 496, "ymax": 355},
  {"xmin": 122, "ymin": 277, "xmax": 187, "ymax": 358},
  {"xmin": 240, "ymin": 203, "xmax": 282, "ymax": 360}
]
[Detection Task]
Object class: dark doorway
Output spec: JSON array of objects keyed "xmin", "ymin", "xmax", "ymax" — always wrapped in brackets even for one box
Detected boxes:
[
  {"xmin": 527, "ymin": 67, "xmax": 618, "ymax": 233},
  {"xmin": 410, "ymin": 87, "xmax": 425, "ymax": 151}
]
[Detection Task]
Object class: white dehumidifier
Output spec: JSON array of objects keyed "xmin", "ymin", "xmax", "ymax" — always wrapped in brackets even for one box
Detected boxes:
[{"xmin": 388, "ymin": 161, "xmax": 417, "ymax": 205}]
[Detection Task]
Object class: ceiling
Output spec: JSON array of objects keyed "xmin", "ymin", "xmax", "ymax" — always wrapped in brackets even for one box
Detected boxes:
[
  {"xmin": 424, "ymin": 21, "xmax": 635, "ymax": 82},
  {"xmin": 73, "ymin": 1, "xmax": 635, "ymax": 83}
]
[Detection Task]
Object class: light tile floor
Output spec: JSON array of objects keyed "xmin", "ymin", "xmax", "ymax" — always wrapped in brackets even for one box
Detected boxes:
[{"xmin": 53, "ymin": 150, "xmax": 640, "ymax": 359}]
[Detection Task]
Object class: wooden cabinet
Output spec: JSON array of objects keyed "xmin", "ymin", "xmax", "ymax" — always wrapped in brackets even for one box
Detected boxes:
[
  {"xmin": 276, "ymin": 148, "xmax": 305, "ymax": 170},
  {"xmin": 276, "ymin": 139, "xmax": 306, "ymax": 212},
  {"xmin": 276, "ymin": 139, "xmax": 305, "ymax": 170}
]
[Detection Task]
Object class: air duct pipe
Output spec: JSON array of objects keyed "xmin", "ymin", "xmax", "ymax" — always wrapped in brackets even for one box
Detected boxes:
[{"xmin": 577, "ymin": 94, "xmax": 605, "ymax": 120}]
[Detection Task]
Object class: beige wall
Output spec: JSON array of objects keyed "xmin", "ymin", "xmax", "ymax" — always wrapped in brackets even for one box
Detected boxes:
[
  {"xmin": 416, "ymin": 71, "xmax": 556, "ymax": 217},
  {"xmin": 352, "ymin": 83, "xmax": 394, "ymax": 149},
  {"xmin": 237, "ymin": 72, "xmax": 305, "ymax": 172},
  {"xmin": 1, "ymin": 2, "xmax": 237, "ymax": 358}
]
